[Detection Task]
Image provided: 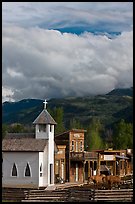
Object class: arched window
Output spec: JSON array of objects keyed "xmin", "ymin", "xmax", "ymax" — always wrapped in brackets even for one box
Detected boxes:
[
  {"xmin": 25, "ymin": 163, "xmax": 31, "ymax": 177},
  {"xmin": 12, "ymin": 163, "xmax": 18, "ymax": 177}
]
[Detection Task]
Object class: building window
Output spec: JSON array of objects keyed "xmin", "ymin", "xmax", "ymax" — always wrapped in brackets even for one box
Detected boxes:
[
  {"xmin": 94, "ymin": 161, "xmax": 97, "ymax": 170},
  {"xmin": 80, "ymin": 141, "xmax": 83, "ymax": 152},
  {"xmin": 11, "ymin": 163, "xmax": 18, "ymax": 177},
  {"xmin": 71, "ymin": 141, "xmax": 74, "ymax": 151},
  {"xmin": 25, "ymin": 163, "xmax": 31, "ymax": 177},
  {"xmin": 39, "ymin": 124, "xmax": 46, "ymax": 132},
  {"xmin": 55, "ymin": 160, "xmax": 59, "ymax": 175},
  {"xmin": 40, "ymin": 163, "xmax": 43, "ymax": 177}
]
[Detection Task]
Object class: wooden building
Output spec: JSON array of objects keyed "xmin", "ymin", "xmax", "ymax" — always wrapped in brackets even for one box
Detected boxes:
[
  {"xmin": 83, "ymin": 151, "xmax": 98, "ymax": 180},
  {"xmin": 96, "ymin": 148, "xmax": 133, "ymax": 176},
  {"xmin": 54, "ymin": 145, "xmax": 66, "ymax": 182},
  {"xmin": 54, "ymin": 130, "xmax": 132, "ymax": 183},
  {"xmin": 55, "ymin": 129, "xmax": 86, "ymax": 182}
]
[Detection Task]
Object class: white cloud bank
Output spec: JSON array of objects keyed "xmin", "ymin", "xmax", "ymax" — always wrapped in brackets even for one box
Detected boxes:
[{"xmin": 2, "ymin": 27, "xmax": 133, "ymax": 102}]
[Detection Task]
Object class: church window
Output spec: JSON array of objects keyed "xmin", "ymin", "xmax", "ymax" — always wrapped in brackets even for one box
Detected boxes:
[
  {"xmin": 39, "ymin": 124, "xmax": 46, "ymax": 132},
  {"xmin": 40, "ymin": 163, "xmax": 43, "ymax": 177},
  {"xmin": 11, "ymin": 163, "xmax": 18, "ymax": 177},
  {"xmin": 25, "ymin": 163, "xmax": 31, "ymax": 177}
]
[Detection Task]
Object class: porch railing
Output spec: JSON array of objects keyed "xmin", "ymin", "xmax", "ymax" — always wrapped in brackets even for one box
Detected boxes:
[{"xmin": 70, "ymin": 152, "xmax": 85, "ymax": 161}]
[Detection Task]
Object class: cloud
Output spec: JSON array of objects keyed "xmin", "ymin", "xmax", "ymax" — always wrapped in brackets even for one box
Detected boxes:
[
  {"xmin": 2, "ymin": 2, "xmax": 133, "ymax": 33},
  {"xmin": 2, "ymin": 86, "xmax": 14, "ymax": 102},
  {"xmin": 2, "ymin": 26, "xmax": 133, "ymax": 102}
]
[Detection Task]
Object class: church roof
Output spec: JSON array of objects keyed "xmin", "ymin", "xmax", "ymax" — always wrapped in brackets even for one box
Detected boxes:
[
  {"xmin": 2, "ymin": 135, "xmax": 47, "ymax": 152},
  {"xmin": 33, "ymin": 109, "xmax": 57, "ymax": 125},
  {"xmin": 4, "ymin": 133, "xmax": 35, "ymax": 139},
  {"xmin": 2, "ymin": 133, "xmax": 58, "ymax": 153}
]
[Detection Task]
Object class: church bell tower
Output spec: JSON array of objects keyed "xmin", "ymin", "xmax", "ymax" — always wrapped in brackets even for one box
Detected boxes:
[{"xmin": 33, "ymin": 100, "xmax": 57, "ymax": 185}]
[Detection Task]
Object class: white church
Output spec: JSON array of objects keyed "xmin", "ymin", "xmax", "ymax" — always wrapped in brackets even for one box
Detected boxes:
[{"xmin": 2, "ymin": 100, "xmax": 57, "ymax": 188}]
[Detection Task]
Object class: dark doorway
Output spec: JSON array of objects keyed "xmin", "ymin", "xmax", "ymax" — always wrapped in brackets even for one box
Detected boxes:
[
  {"xmin": 50, "ymin": 164, "xmax": 53, "ymax": 184},
  {"xmin": 85, "ymin": 161, "xmax": 88, "ymax": 180}
]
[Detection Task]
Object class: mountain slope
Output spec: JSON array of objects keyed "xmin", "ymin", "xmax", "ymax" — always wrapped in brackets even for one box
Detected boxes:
[
  {"xmin": 2, "ymin": 88, "xmax": 133, "ymax": 128},
  {"xmin": 106, "ymin": 87, "xmax": 133, "ymax": 96}
]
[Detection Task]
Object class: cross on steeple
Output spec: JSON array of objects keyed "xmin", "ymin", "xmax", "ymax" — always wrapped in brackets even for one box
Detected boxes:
[{"xmin": 43, "ymin": 99, "xmax": 48, "ymax": 109}]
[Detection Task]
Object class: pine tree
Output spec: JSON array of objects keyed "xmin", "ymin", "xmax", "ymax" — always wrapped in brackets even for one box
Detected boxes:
[
  {"xmin": 51, "ymin": 107, "xmax": 65, "ymax": 135},
  {"xmin": 113, "ymin": 119, "xmax": 133, "ymax": 149},
  {"xmin": 2, "ymin": 124, "xmax": 8, "ymax": 139},
  {"xmin": 86, "ymin": 117, "xmax": 104, "ymax": 151},
  {"xmin": 69, "ymin": 118, "xmax": 82, "ymax": 129}
]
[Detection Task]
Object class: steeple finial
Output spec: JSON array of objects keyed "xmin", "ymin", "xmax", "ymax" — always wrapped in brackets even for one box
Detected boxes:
[{"xmin": 43, "ymin": 99, "xmax": 48, "ymax": 109}]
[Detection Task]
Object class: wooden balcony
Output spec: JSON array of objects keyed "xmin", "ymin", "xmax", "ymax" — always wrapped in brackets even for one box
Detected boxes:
[
  {"xmin": 84, "ymin": 151, "xmax": 98, "ymax": 159},
  {"xmin": 70, "ymin": 152, "xmax": 85, "ymax": 161}
]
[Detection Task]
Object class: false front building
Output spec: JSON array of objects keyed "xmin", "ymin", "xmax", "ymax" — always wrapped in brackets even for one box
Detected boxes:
[
  {"xmin": 54, "ymin": 129, "xmax": 98, "ymax": 183},
  {"xmin": 55, "ymin": 129, "xmax": 86, "ymax": 182}
]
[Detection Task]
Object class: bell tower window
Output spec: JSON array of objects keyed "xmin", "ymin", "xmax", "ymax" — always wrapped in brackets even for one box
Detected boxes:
[{"xmin": 39, "ymin": 124, "xmax": 46, "ymax": 132}]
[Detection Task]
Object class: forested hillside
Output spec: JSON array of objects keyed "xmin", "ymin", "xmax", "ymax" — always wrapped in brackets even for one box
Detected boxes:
[
  {"xmin": 2, "ymin": 88, "xmax": 133, "ymax": 128},
  {"xmin": 2, "ymin": 88, "xmax": 133, "ymax": 150}
]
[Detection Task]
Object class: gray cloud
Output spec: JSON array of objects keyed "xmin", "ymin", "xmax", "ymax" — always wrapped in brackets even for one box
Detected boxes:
[
  {"xmin": 2, "ymin": 26, "xmax": 133, "ymax": 102},
  {"xmin": 2, "ymin": 2, "xmax": 133, "ymax": 33}
]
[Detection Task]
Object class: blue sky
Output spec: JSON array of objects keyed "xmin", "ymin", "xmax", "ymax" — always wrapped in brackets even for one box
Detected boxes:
[{"xmin": 2, "ymin": 2, "xmax": 133, "ymax": 102}]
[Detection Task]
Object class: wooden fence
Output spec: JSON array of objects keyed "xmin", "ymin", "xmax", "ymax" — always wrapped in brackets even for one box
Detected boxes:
[
  {"xmin": 93, "ymin": 189, "xmax": 133, "ymax": 202},
  {"xmin": 22, "ymin": 187, "xmax": 133, "ymax": 202},
  {"xmin": 3, "ymin": 183, "xmax": 133, "ymax": 202},
  {"xmin": 2, "ymin": 188, "xmax": 28, "ymax": 202}
]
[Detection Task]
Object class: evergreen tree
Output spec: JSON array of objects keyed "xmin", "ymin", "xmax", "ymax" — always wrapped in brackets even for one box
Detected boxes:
[
  {"xmin": 113, "ymin": 119, "xmax": 133, "ymax": 149},
  {"xmin": 8, "ymin": 123, "xmax": 25, "ymax": 133},
  {"xmin": 2, "ymin": 124, "xmax": 8, "ymax": 139},
  {"xmin": 69, "ymin": 118, "xmax": 82, "ymax": 129},
  {"xmin": 126, "ymin": 123, "xmax": 133, "ymax": 148},
  {"xmin": 86, "ymin": 117, "xmax": 104, "ymax": 151},
  {"xmin": 51, "ymin": 107, "xmax": 65, "ymax": 135},
  {"xmin": 104, "ymin": 128, "xmax": 113, "ymax": 149}
]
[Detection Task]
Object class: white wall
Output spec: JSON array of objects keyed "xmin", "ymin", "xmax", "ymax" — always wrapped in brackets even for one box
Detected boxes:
[
  {"xmin": 35, "ymin": 124, "xmax": 49, "ymax": 139},
  {"xmin": 39, "ymin": 146, "xmax": 48, "ymax": 187},
  {"xmin": 48, "ymin": 125, "xmax": 54, "ymax": 185},
  {"xmin": 2, "ymin": 152, "xmax": 39, "ymax": 188},
  {"xmin": 2, "ymin": 123, "xmax": 55, "ymax": 188}
]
